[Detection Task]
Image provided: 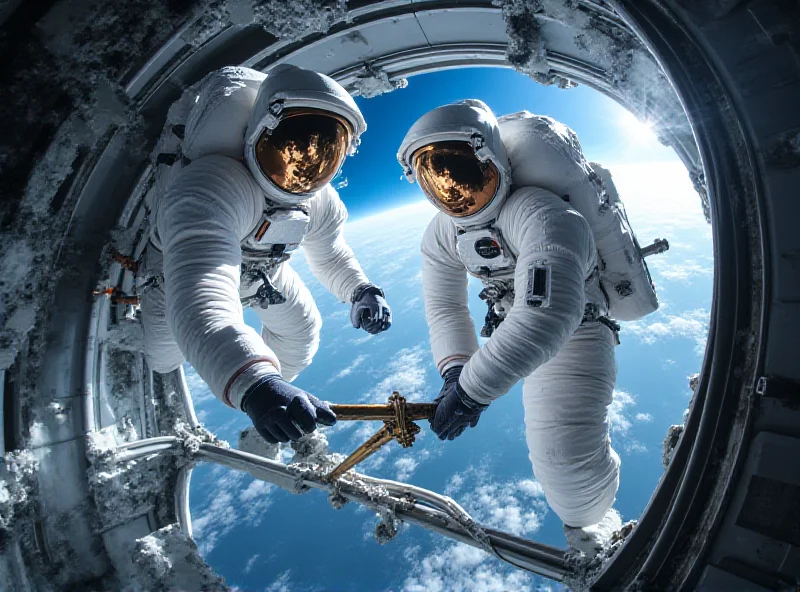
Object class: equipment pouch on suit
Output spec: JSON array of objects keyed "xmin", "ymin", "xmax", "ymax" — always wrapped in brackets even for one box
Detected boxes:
[
  {"xmin": 241, "ymin": 207, "xmax": 310, "ymax": 261},
  {"xmin": 455, "ymin": 225, "xmax": 515, "ymax": 278}
]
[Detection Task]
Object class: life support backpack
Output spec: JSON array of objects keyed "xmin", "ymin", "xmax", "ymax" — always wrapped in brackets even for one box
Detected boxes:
[
  {"xmin": 497, "ymin": 112, "xmax": 667, "ymax": 322},
  {"xmin": 142, "ymin": 67, "xmax": 310, "ymax": 308},
  {"xmin": 146, "ymin": 67, "xmax": 268, "ymax": 226}
]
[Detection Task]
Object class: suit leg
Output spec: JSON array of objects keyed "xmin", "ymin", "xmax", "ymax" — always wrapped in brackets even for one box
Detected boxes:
[{"xmin": 522, "ymin": 322, "xmax": 621, "ymax": 527}]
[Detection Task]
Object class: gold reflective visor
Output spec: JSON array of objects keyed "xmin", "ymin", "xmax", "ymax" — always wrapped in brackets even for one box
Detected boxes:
[
  {"xmin": 412, "ymin": 141, "xmax": 500, "ymax": 218},
  {"xmin": 255, "ymin": 108, "xmax": 351, "ymax": 195}
]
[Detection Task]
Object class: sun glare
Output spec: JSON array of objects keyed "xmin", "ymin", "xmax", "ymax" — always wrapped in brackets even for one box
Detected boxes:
[{"xmin": 619, "ymin": 110, "xmax": 659, "ymax": 145}]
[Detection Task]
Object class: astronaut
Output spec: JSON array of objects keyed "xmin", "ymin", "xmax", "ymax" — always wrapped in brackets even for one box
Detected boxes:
[
  {"xmin": 141, "ymin": 65, "xmax": 391, "ymax": 445},
  {"xmin": 398, "ymin": 100, "xmax": 622, "ymax": 552}
]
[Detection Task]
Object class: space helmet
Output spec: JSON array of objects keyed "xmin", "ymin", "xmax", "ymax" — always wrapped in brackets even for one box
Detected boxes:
[
  {"xmin": 245, "ymin": 64, "xmax": 367, "ymax": 205},
  {"xmin": 397, "ymin": 99, "xmax": 511, "ymax": 226}
]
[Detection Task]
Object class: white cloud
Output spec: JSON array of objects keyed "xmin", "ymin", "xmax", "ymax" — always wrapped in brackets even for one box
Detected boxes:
[
  {"xmin": 609, "ymin": 396, "xmax": 654, "ymax": 455},
  {"xmin": 346, "ymin": 202, "xmax": 436, "ymax": 246},
  {"xmin": 625, "ymin": 441, "xmax": 648, "ymax": 454},
  {"xmin": 192, "ymin": 467, "xmax": 276, "ymax": 556},
  {"xmin": 348, "ymin": 334, "xmax": 373, "ymax": 346},
  {"xmin": 402, "ymin": 470, "xmax": 547, "ymax": 592},
  {"xmin": 239, "ymin": 478, "xmax": 272, "ymax": 503},
  {"xmin": 401, "ymin": 466, "xmax": 550, "ymax": 591},
  {"xmin": 444, "ymin": 473, "xmax": 466, "ymax": 496},
  {"xmin": 347, "ymin": 430, "xmax": 437, "ymax": 480},
  {"xmin": 356, "ymin": 440, "xmax": 391, "ymax": 472},
  {"xmin": 394, "ymin": 449, "xmax": 434, "ymax": 481},
  {"xmin": 443, "ymin": 465, "xmax": 548, "ymax": 537},
  {"xmin": 394, "ymin": 456, "xmax": 419, "ymax": 482},
  {"xmin": 402, "ymin": 543, "xmax": 537, "ymax": 592},
  {"xmin": 361, "ymin": 344, "xmax": 429, "ymax": 404},
  {"xmin": 243, "ymin": 553, "xmax": 260, "ymax": 574},
  {"xmin": 239, "ymin": 480, "xmax": 274, "ymax": 523},
  {"xmin": 516, "ymin": 479, "xmax": 545, "ymax": 497},
  {"xmin": 279, "ymin": 445, "xmax": 295, "ymax": 464},
  {"xmin": 608, "ymin": 390, "xmax": 636, "ymax": 435},
  {"xmin": 623, "ymin": 308, "xmax": 710, "ymax": 355},
  {"xmin": 322, "ymin": 347, "xmax": 427, "ymax": 432},
  {"xmin": 650, "ymin": 259, "xmax": 713, "ymax": 284},
  {"xmin": 471, "ymin": 481, "xmax": 546, "ymax": 535},
  {"xmin": 191, "ymin": 472, "xmax": 240, "ymax": 555},
  {"xmin": 403, "ymin": 463, "xmax": 550, "ymax": 591},
  {"xmin": 349, "ymin": 420, "xmax": 383, "ymax": 445},
  {"xmin": 400, "ymin": 295, "xmax": 422, "ymax": 313},
  {"xmin": 327, "ymin": 354, "xmax": 368, "ymax": 384},
  {"xmin": 325, "ymin": 345, "xmax": 435, "ymax": 475},
  {"xmin": 265, "ymin": 570, "xmax": 293, "ymax": 592}
]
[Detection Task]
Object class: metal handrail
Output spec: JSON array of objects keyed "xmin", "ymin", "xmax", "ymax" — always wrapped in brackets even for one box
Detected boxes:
[
  {"xmin": 115, "ymin": 436, "xmax": 570, "ymax": 580},
  {"xmin": 185, "ymin": 441, "xmax": 571, "ymax": 581}
]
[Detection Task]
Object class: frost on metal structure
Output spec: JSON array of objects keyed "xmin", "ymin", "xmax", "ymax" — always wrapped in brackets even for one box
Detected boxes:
[
  {"xmin": 0, "ymin": 113, "xmax": 133, "ymax": 373},
  {"xmin": 662, "ymin": 373, "xmax": 699, "ymax": 469},
  {"xmin": 132, "ymin": 524, "xmax": 229, "ymax": 592},
  {"xmin": 498, "ymin": 0, "xmax": 550, "ymax": 78},
  {"xmin": 662, "ymin": 424, "xmax": 684, "ymax": 470},
  {"xmin": 176, "ymin": 422, "xmax": 230, "ymax": 459},
  {"xmin": 498, "ymin": 0, "xmax": 582, "ymax": 88},
  {"xmin": 496, "ymin": 0, "xmax": 710, "ymax": 221},
  {"xmin": 81, "ymin": 423, "xmax": 228, "ymax": 590},
  {"xmin": 238, "ymin": 426, "xmax": 281, "ymax": 460},
  {"xmin": 87, "ymin": 425, "xmax": 178, "ymax": 532},
  {"xmin": 374, "ymin": 507, "xmax": 401, "ymax": 544},
  {"xmin": 103, "ymin": 346, "xmax": 148, "ymax": 429},
  {"xmin": 0, "ymin": 0, "xmax": 215, "ymax": 373},
  {"xmin": 0, "ymin": 451, "xmax": 39, "ymax": 592},
  {"xmin": 290, "ymin": 429, "xmax": 343, "ymax": 466},
  {"xmin": 253, "ymin": 0, "xmax": 348, "ymax": 40},
  {"xmin": 0, "ymin": 451, "xmax": 38, "ymax": 531},
  {"xmin": 84, "ymin": 423, "xmax": 224, "ymax": 528},
  {"xmin": 562, "ymin": 514, "xmax": 637, "ymax": 592},
  {"xmin": 563, "ymin": 532, "xmax": 629, "ymax": 592},
  {"xmin": 352, "ymin": 63, "xmax": 409, "ymax": 99},
  {"xmin": 235, "ymin": 429, "xmax": 483, "ymax": 552},
  {"xmin": 185, "ymin": 0, "xmax": 349, "ymax": 59}
]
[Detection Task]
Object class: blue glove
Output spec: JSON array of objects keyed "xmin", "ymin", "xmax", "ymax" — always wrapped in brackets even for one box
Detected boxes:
[
  {"xmin": 351, "ymin": 284, "xmax": 391, "ymax": 335},
  {"xmin": 241, "ymin": 374, "xmax": 337, "ymax": 444},
  {"xmin": 430, "ymin": 366, "xmax": 488, "ymax": 441}
]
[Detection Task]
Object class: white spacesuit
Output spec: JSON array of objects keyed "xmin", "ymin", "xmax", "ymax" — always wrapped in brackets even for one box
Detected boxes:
[
  {"xmin": 140, "ymin": 65, "xmax": 391, "ymax": 443},
  {"xmin": 398, "ymin": 100, "xmax": 624, "ymax": 539}
]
